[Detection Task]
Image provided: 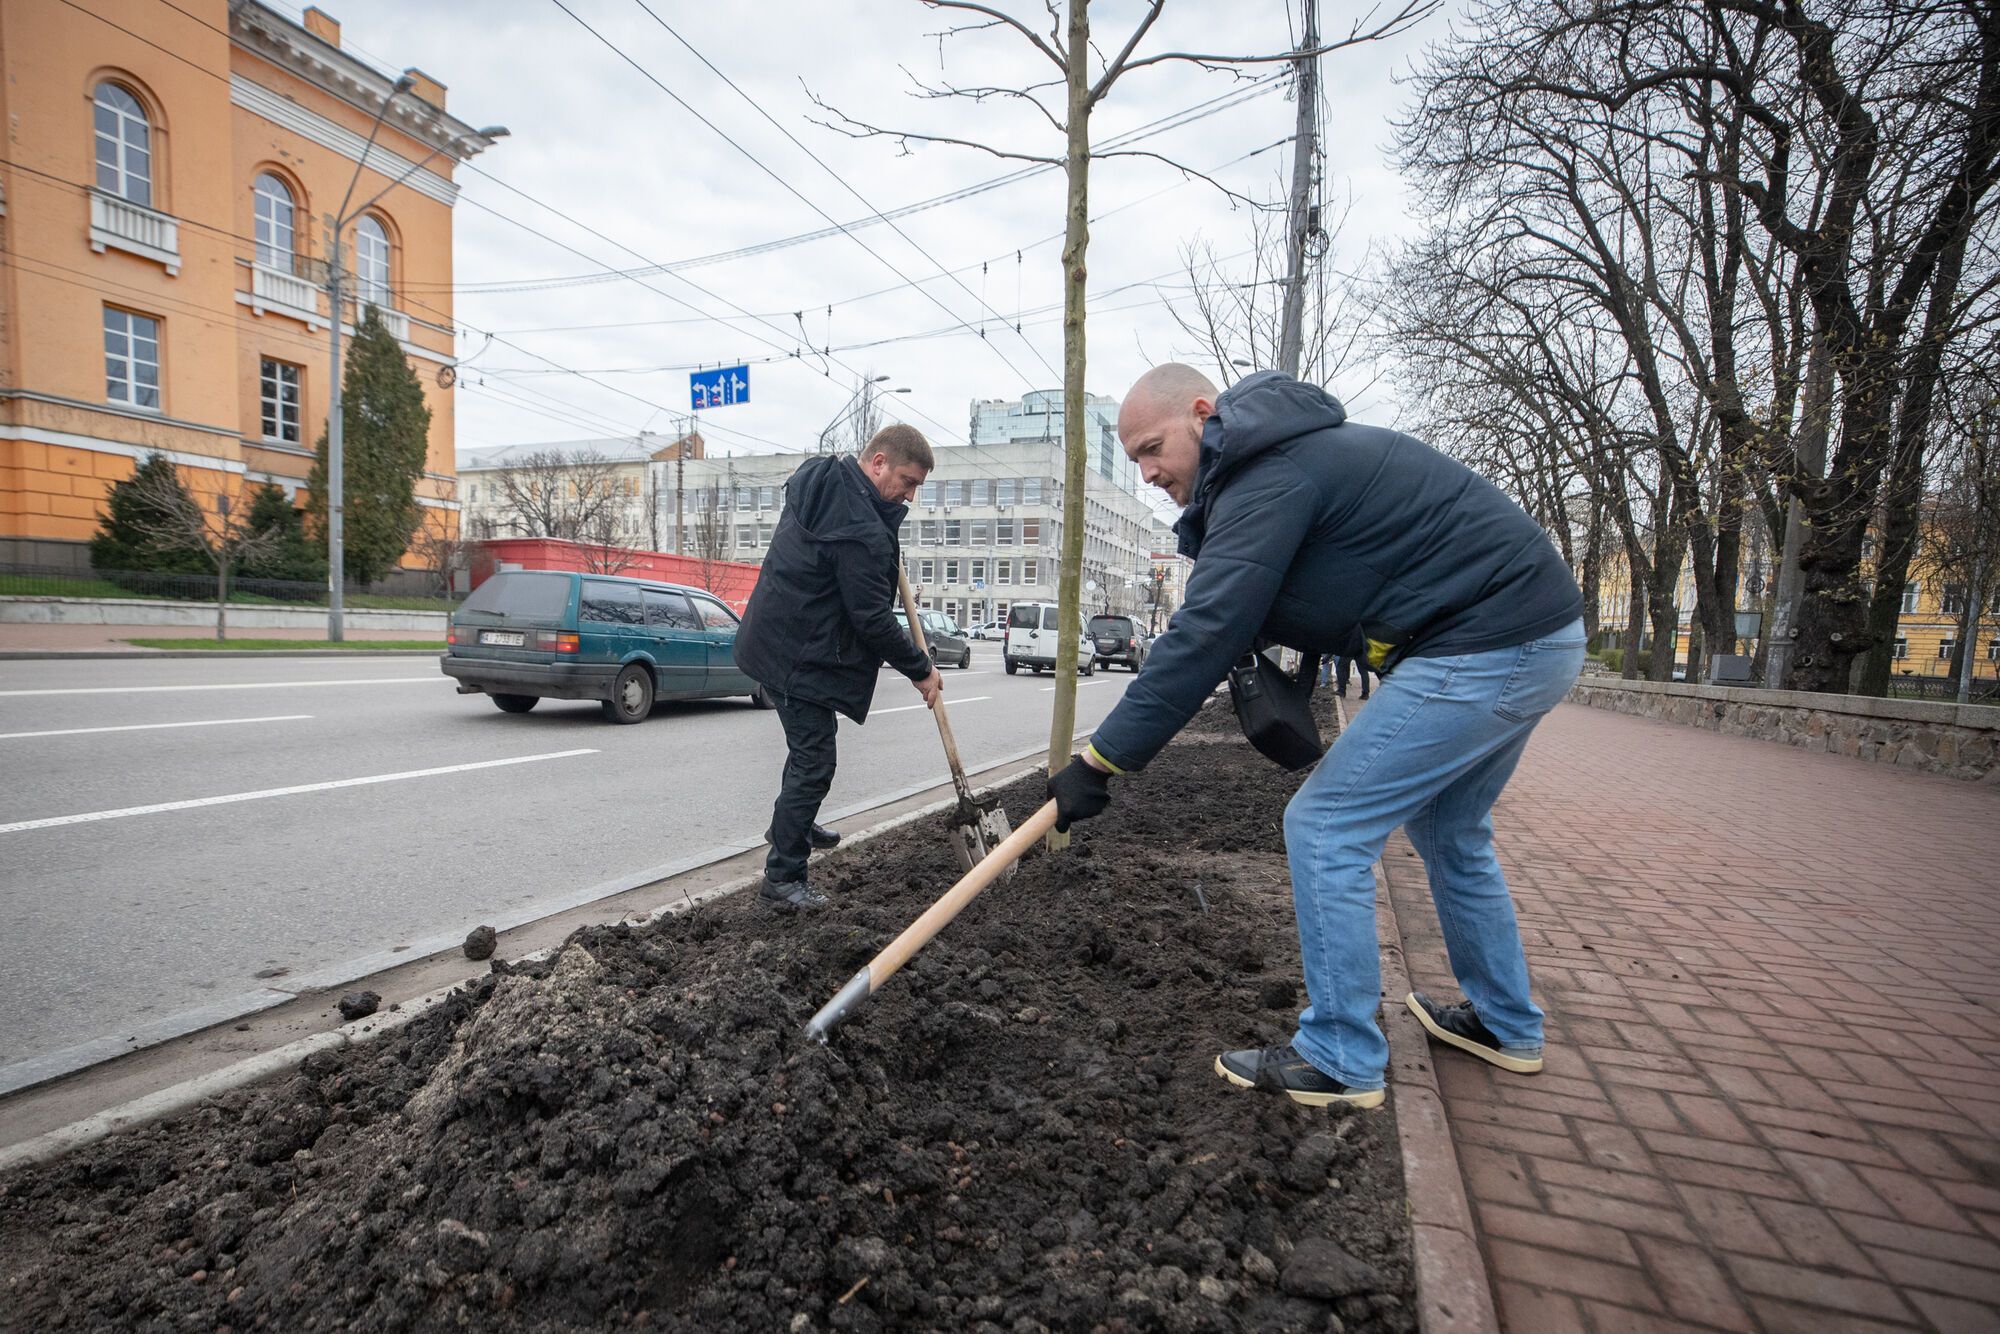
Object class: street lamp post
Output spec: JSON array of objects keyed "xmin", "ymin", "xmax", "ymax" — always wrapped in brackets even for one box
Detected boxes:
[{"xmin": 322, "ymin": 76, "xmax": 505, "ymax": 639}]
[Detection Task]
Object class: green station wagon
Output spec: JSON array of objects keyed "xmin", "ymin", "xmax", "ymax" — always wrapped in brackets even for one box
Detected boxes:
[{"xmin": 442, "ymin": 570, "xmax": 770, "ymax": 723}]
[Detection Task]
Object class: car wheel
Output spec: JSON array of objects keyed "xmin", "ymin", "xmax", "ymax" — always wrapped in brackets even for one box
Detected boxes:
[
  {"xmin": 959, "ymin": 649, "xmax": 973, "ymax": 669},
  {"xmin": 1004, "ymin": 657, "xmax": 1018, "ymax": 675},
  {"xmin": 751, "ymin": 685, "xmax": 775, "ymax": 710},
  {"xmin": 601, "ymin": 663, "xmax": 653, "ymax": 724},
  {"xmin": 490, "ymin": 693, "xmax": 538, "ymax": 714},
  {"xmin": 1080, "ymin": 657, "xmax": 1094, "ymax": 676}
]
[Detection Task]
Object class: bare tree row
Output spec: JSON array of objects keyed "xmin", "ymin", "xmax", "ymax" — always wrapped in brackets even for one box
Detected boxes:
[{"xmin": 1376, "ymin": 0, "xmax": 2000, "ymax": 693}]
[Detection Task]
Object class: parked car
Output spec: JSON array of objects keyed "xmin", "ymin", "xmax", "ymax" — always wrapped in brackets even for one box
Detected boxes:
[
  {"xmin": 1003, "ymin": 601, "xmax": 1096, "ymax": 675},
  {"xmin": 967, "ymin": 619, "xmax": 1007, "ymax": 641},
  {"xmin": 894, "ymin": 608, "xmax": 975, "ymax": 669},
  {"xmin": 441, "ymin": 570, "xmax": 769, "ymax": 724},
  {"xmin": 1088, "ymin": 614, "xmax": 1149, "ymax": 672}
]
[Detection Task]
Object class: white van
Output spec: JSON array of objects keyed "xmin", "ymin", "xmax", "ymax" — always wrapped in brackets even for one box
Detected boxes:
[{"xmin": 1003, "ymin": 601, "xmax": 1096, "ymax": 676}]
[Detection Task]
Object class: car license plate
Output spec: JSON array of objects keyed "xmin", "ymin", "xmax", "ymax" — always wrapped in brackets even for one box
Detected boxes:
[{"xmin": 480, "ymin": 630, "xmax": 525, "ymax": 647}]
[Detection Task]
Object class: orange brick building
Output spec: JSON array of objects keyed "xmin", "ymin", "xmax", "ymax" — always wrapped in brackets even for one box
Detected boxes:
[{"xmin": 0, "ymin": 0, "xmax": 501, "ymax": 568}]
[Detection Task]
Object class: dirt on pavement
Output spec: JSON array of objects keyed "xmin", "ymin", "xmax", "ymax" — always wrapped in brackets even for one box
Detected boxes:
[{"xmin": 0, "ymin": 696, "xmax": 1409, "ymax": 1333}]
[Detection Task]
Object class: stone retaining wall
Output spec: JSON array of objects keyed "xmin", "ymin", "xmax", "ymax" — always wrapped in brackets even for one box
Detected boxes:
[
  {"xmin": 1569, "ymin": 677, "xmax": 2000, "ymax": 784},
  {"xmin": 0, "ymin": 596, "xmax": 445, "ymax": 632}
]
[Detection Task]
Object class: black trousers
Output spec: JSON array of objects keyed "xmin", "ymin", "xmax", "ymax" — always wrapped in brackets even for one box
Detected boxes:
[
  {"xmin": 765, "ymin": 689, "xmax": 838, "ymax": 884},
  {"xmin": 1336, "ymin": 655, "xmax": 1371, "ymax": 697}
]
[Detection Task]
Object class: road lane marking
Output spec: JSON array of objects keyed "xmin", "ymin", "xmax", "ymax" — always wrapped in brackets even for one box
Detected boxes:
[
  {"xmin": 0, "ymin": 714, "xmax": 312, "ymax": 740},
  {"xmin": 870, "ymin": 695, "xmax": 992, "ymax": 716},
  {"xmin": 0, "ymin": 749, "xmax": 599, "ymax": 835},
  {"xmin": 0, "ymin": 677, "xmax": 437, "ymax": 697},
  {"xmin": 1040, "ymin": 680, "xmax": 1109, "ymax": 690}
]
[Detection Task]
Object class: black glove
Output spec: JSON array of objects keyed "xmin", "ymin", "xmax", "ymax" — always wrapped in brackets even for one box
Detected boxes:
[{"xmin": 1047, "ymin": 754, "xmax": 1113, "ymax": 832}]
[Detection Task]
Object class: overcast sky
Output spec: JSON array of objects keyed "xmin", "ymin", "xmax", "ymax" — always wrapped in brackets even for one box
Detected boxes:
[{"xmin": 293, "ymin": 0, "xmax": 1444, "ymax": 479}]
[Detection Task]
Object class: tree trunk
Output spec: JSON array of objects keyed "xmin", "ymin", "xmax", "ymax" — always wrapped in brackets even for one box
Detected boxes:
[
  {"xmin": 1579, "ymin": 496, "xmax": 1605, "ymax": 645},
  {"xmin": 1856, "ymin": 441, "xmax": 1926, "ymax": 697},
  {"xmin": 1622, "ymin": 580, "xmax": 1645, "ymax": 680},
  {"xmin": 216, "ymin": 559, "xmax": 230, "ymax": 642},
  {"xmin": 1045, "ymin": 0, "xmax": 1092, "ymax": 853},
  {"xmin": 1765, "ymin": 339, "xmax": 1837, "ymax": 689},
  {"xmin": 1959, "ymin": 563, "xmax": 1986, "ymax": 704}
]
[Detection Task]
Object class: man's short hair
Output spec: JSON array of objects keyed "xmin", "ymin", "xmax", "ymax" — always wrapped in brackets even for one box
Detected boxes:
[{"xmin": 864, "ymin": 423, "xmax": 934, "ymax": 473}]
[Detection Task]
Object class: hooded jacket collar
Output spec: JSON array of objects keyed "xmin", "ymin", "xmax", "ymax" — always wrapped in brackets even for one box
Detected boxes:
[
  {"xmin": 1174, "ymin": 371, "xmax": 1347, "ymax": 558},
  {"xmin": 787, "ymin": 453, "xmax": 909, "ymax": 544}
]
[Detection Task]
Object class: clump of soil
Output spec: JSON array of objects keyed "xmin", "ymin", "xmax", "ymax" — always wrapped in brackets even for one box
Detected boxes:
[
  {"xmin": 1, "ymin": 697, "xmax": 1410, "ymax": 1332},
  {"xmin": 463, "ymin": 925, "xmax": 498, "ymax": 961},
  {"xmin": 336, "ymin": 990, "xmax": 381, "ymax": 1022}
]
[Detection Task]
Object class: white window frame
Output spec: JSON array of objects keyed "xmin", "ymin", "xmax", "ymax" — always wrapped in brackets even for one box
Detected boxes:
[
  {"xmin": 1900, "ymin": 580, "xmax": 1921, "ymax": 615},
  {"xmin": 93, "ymin": 83, "xmax": 152, "ymax": 207},
  {"xmin": 1023, "ymin": 558, "xmax": 1040, "ymax": 584},
  {"xmin": 970, "ymin": 558, "xmax": 987, "ymax": 585},
  {"xmin": 104, "ymin": 307, "xmax": 161, "ymax": 410},
  {"xmin": 1024, "ymin": 478, "xmax": 1044, "ymax": 504},
  {"xmin": 1022, "ymin": 519, "xmax": 1042, "ymax": 546},
  {"xmin": 996, "ymin": 558, "xmax": 1014, "ymax": 585},
  {"xmin": 919, "ymin": 558, "xmax": 936, "ymax": 583},
  {"xmin": 1938, "ymin": 637, "xmax": 1957, "ymax": 661},
  {"xmin": 254, "ymin": 173, "xmax": 296, "ymax": 270},
  {"xmin": 260, "ymin": 358, "xmax": 301, "ymax": 443},
  {"xmin": 354, "ymin": 215, "xmax": 392, "ymax": 308},
  {"xmin": 1893, "ymin": 636, "xmax": 1909, "ymax": 660},
  {"xmin": 944, "ymin": 519, "xmax": 962, "ymax": 545},
  {"xmin": 944, "ymin": 559, "xmax": 961, "ymax": 584}
]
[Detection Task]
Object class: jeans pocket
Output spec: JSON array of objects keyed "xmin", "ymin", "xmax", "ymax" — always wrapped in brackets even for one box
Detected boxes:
[{"xmin": 1494, "ymin": 631, "xmax": 1586, "ymax": 723}]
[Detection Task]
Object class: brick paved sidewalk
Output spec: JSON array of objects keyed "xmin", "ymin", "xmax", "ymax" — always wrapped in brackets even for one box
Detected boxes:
[{"xmin": 1381, "ymin": 701, "xmax": 2000, "ymax": 1333}]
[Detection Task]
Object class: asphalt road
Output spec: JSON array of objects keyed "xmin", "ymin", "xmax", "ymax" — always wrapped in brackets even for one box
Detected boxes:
[{"xmin": 0, "ymin": 647, "xmax": 1133, "ymax": 1083}]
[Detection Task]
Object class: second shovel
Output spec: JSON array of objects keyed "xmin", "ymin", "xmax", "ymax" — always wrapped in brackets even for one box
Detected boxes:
[{"xmin": 896, "ymin": 569, "xmax": 1014, "ymax": 874}]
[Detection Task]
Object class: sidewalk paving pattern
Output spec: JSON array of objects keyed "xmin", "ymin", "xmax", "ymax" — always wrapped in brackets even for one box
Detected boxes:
[{"xmin": 1383, "ymin": 702, "xmax": 2000, "ymax": 1332}]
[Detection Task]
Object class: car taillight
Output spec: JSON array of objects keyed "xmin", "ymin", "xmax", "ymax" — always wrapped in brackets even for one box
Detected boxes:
[
  {"xmin": 445, "ymin": 624, "xmax": 459, "ymax": 645},
  {"xmin": 535, "ymin": 631, "xmax": 580, "ymax": 653}
]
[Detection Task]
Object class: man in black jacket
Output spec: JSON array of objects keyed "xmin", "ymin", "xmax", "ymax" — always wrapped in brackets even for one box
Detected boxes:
[
  {"xmin": 1048, "ymin": 365, "xmax": 1585, "ymax": 1108},
  {"xmin": 735, "ymin": 425, "xmax": 943, "ymax": 912}
]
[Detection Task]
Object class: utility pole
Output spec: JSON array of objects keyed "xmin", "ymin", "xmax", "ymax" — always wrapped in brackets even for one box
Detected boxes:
[{"xmin": 1276, "ymin": 0, "xmax": 1319, "ymax": 379}]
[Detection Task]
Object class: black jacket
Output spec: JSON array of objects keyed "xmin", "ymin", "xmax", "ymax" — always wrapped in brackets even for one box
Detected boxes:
[
  {"xmin": 1091, "ymin": 372, "xmax": 1583, "ymax": 772},
  {"xmin": 734, "ymin": 454, "xmax": 932, "ymax": 722}
]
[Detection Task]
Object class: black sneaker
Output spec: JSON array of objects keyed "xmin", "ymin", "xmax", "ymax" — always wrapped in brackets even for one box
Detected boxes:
[
  {"xmin": 765, "ymin": 823, "xmax": 842, "ymax": 850},
  {"xmin": 1214, "ymin": 1043, "xmax": 1385, "ymax": 1109},
  {"xmin": 758, "ymin": 878, "xmax": 828, "ymax": 913},
  {"xmin": 1407, "ymin": 992, "xmax": 1543, "ymax": 1074}
]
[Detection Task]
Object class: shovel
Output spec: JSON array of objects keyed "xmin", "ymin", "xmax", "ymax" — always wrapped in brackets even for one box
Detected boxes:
[
  {"xmin": 805, "ymin": 798, "xmax": 1059, "ymax": 1042},
  {"xmin": 895, "ymin": 569, "xmax": 1014, "ymax": 875}
]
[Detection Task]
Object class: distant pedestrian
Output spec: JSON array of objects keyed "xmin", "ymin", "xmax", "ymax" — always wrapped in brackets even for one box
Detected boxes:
[
  {"xmin": 1048, "ymin": 366, "xmax": 1584, "ymax": 1109},
  {"xmin": 735, "ymin": 425, "xmax": 942, "ymax": 913},
  {"xmin": 1335, "ymin": 653, "xmax": 1371, "ymax": 700}
]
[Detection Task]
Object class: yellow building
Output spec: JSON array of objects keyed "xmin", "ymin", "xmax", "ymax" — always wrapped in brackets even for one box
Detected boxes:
[
  {"xmin": 1593, "ymin": 530, "xmax": 2000, "ymax": 685},
  {"xmin": 0, "ymin": 0, "xmax": 501, "ymax": 569}
]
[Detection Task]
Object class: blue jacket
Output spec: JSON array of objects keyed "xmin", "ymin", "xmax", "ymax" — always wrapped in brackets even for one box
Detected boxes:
[{"xmin": 1090, "ymin": 372, "xmax": 1582, "ymax": 772}]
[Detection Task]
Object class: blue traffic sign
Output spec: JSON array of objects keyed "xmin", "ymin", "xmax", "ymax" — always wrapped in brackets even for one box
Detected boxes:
[{"xmin": 690, "ymin": 364, "xmax": 750, "ymax": 409}]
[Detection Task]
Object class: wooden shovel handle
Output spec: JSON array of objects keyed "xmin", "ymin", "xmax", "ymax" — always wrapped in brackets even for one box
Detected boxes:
[
  {"xmin": 868, "ymin": 799, "xmax": 1059, "ymax": 988},
  {"xmin": 894, "ymin": 568, "xmax": 975, "ymax": 802}
]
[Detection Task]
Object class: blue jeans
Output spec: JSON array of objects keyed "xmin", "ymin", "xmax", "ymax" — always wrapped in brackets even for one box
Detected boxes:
[{"xmin": 1285, "ymin": 620, "xmax": 1585, "ymax": 1089}]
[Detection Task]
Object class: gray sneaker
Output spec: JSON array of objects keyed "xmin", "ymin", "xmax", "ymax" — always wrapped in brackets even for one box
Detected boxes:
[
  {"xmin": 758, "ymin": 878, "xmax": 829, "ymax": 913},
  {"xmin": 1407, "ymin": 992, "xmax": 1544, "ymax": 1074},
  {"xmin": 1214, "ymin": 1043, "xmax": 1385, "ymax": 1109}
]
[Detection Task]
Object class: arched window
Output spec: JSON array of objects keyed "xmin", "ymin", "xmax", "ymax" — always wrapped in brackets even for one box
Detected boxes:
[
  {"xmin": 253, "ymin": 172, "xmax": 295, "ymax": 270},
  {"xmin": 93, "ymin": 83, "xmax": 151, "ymax": 206},
  {"xmin": 355, "ymin": 215, "xmax": 391, "ymax": 308}
]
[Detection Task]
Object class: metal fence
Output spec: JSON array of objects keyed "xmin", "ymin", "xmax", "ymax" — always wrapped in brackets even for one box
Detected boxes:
[
  {"xmin": 1888, "ymin": 672, "xmax": 2000, "ymax": 704},
  {"xmin": 0, "ymin": 562, "xmax": 461, "ymax": 610}
]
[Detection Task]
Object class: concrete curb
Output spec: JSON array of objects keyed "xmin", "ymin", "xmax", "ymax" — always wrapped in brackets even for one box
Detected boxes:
[
  {"xmin": 1342, "ymin": 699, "xmax": 1502, "ymax": 1334},
  {"xmin": 0, "ymin": 748, "xmax": 1066, "ymax": 1176}
]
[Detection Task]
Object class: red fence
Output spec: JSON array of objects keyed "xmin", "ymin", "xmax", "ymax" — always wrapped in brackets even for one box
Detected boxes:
[{"xmin": 465, "ymin": 538, "xmax": 762, "ymax": 613}]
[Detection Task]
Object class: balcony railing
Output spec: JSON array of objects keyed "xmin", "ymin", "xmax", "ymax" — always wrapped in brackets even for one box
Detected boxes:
[
  {"xmin": 88, "ymin": 190, "xmax": 181, "ymax": 274},
  {"xmin": 352, "ymin": 301, "xmax": 409, "ymax": 342},
  {"xmin": 249, "ymin": 262, "xmax": 324, "ymax": 329}
]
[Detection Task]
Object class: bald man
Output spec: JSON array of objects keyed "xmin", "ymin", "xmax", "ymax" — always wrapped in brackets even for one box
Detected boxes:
[{"xmin": 1046, "ymin": 366, "xmax": 1584, "ymax": 1108}]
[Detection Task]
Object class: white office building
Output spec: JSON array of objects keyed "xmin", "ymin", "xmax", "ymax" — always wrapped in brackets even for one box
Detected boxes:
[{"xmin": 968, "ymin": 388, "xmax": 1141, "ymax": 496}]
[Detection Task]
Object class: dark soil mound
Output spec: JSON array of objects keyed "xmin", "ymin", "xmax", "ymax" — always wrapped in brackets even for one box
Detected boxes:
[{"xmin": 1, "ymin": 698, "xmax": 1410, "ymax": 1332}]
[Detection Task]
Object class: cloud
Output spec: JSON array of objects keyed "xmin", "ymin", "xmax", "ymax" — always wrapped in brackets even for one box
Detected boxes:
[{"xmin": 303, "ymin": 0, "xmax": 1434, "ymax": 495}]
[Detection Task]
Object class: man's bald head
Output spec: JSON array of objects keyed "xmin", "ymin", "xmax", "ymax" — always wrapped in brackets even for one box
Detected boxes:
[
  {"xmin": 1120, "ymin": 363, "xmax": 1219, "ymax": 430},
  {"xmin": 1118, "ymin": 363, "xmax": 1221, "ymax": 507}
]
